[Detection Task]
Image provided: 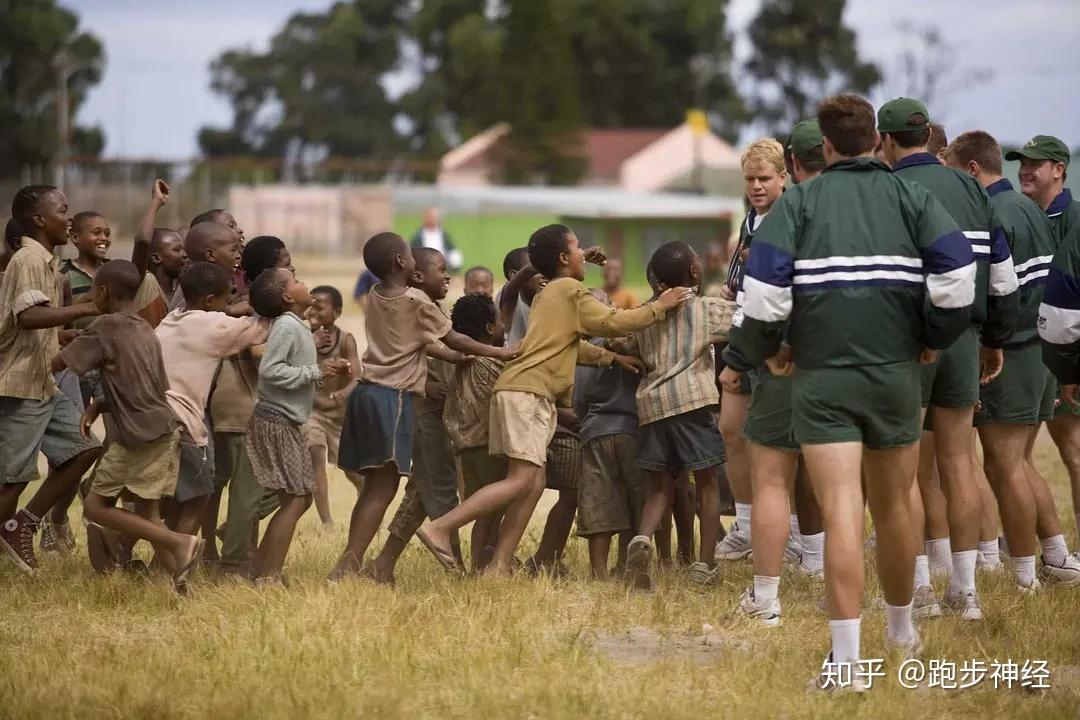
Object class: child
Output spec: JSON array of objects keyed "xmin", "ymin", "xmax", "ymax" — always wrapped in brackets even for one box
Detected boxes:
[
  {"xmin": 497, "ymin": 246, "xmax": 546, "ymax": 346},
  {"xmin": 417, "ymin": 224, "xmax": 691, "ymax": 575},
  {"xmin": 442, "ymin": 293, "xmax": 508, "ymax": 572},
  {"xmin": 246, "ymin": 267, "xmax": 347, "ymax": 584},
  {"xmin": 464, "ymin": 265, "xmax": 494, "ymax": 296},
  {"xmin": 303, "ymin": 284, "xmax": 361, "ymax": 526},
  {"xmin": 525, "ymin": 400, "xmax": 581, "ymax": 576},
  {"xmin": 155, "ymin": 262, "xmax": 270, "ymax": 553},
  {"xmin": 364, "ymin": 247, "xmax": 463, "ymax": 583},
  {"xmin": 329, "ymin": 233, "xmax": 515, "ymax": 580},
  {"xmin": 573, "ymin": 290, "xmax": 644, "ymax": 580},
  {"xmin": 621, "ymin": 241, "xmax": 732, "ymax": 590},
  {"xmin": 50, "ymin": 260, "xmax": 200, "ymax": 590},
  {"xmin": 149, "ymin": 228, "xmax": 187, "ymax": 311},
  {"xmin": 190, "ymin": 208, "xmax": 246, "ymax": 293},
  {"xmin": 0, "ymin": 185, "xmax": 103, "ymax": 573},
  {"xmin": 174, "ymin": 220, "xmax": 243, "ymax": 311}
]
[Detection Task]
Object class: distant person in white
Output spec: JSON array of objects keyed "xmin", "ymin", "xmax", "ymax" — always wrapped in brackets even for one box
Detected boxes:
[{"xmin": 410, "ymin": 207, "xmax": 462, "ymax": 272}]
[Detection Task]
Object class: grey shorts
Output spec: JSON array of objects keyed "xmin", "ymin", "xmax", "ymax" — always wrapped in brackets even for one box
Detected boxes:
[
  {"xmin": 0, "ymin": 393, "xmax": 101, "ymax": 484},
  {"xmin": 173, "ymin": 440, "xmax": 215, "ymax": 503},
  {"xmin": 637, "ymin": 406, "xmax": 726, "ymax": 473}
]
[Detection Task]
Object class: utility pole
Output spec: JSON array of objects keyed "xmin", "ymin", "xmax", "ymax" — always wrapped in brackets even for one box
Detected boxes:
[{"xmin": 55, "ymin": 51, "xmax": 70, "ymax": 189}]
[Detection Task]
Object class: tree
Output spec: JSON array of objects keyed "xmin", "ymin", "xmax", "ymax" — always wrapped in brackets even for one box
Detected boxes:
[
  {"xmin": 199, "ymin": 0, "xmax": 409, "ymax": 170},
  {"xmin": 887, "ymin": 21, "xmax": 992, "ymax": 113},
  {"xmin": 744, "ymin": 0, "xmax": 880, "ymax": 135},
  {"xmin": 0, "ymin": 0, "xmax": 105, "ymax": 176}
]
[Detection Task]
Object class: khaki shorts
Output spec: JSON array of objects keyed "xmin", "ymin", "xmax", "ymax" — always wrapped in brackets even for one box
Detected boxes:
[
  {"xmin": 91, "ymin": 428, "xmax": 181, "ymax": 500},
  {"xmin": 303, "ymin": 410, "xmax": 344, "ymax": 465},
  {"xmin": 488, "ymin": 390, "xmax": 557, "ymax": 467}
]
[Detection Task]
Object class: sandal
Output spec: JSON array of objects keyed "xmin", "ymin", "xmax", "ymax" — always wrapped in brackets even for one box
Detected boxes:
[{"xmin": 416, "ymin": 526, "xmax": 462, "ymax": 574}]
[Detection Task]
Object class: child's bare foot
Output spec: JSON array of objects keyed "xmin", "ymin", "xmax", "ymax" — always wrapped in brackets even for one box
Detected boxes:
[
  {"xmin": 416, "ymin": 522, "xmax": 460, "ymax": 573},
  {"xmin": 360, "ymin": 561, "xmax": 395, "ymax": 587},
  {"xmin": 172, "ymin": 535, "xmax": 204, "ymax": 593},
  {"xmin": 327, "ymin": 550, "xmax": 362, "ymax": 583}
]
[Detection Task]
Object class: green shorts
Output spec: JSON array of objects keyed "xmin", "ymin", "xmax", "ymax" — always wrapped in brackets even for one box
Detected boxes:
[
  {"xmin": 459, "ymin": 446, "xmax": 508, "ymax": 499},
  {"xmin": 920, "ymin": 326, "xmax": 979, "ymax": 409},
  {"xmin": 744, "ymin": 367, "xmax": 797, "ymax": 451},
  {"xmin": 975, "ymin": 342, "xmax": 1046, "ymax": 426},
  {"xmin": 793, "ymin": 361, "xmax": 922, "ymax": 449}
]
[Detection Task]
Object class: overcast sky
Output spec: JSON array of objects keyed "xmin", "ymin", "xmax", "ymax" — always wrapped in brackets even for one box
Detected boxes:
[{"xmin": 66, "ymin": 0, "xmax": 1080, "ymax": 160}]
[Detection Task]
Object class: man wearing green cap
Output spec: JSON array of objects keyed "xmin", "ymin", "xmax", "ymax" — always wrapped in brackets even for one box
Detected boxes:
[
  {"xmin": 947, "ymin": 130, "xmax": 1080, "ymax": 589},
  {"xmin": 789, "ymin": 119, "xmax": 827, "ymax": 183},
  {"xmin": 879, "ymin": 97, "xmax": 1020, "ymax": 621}
]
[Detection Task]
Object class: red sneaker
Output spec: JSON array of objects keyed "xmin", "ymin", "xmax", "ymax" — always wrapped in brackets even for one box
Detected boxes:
[{"xmin": 0, "ymin": 510, "xmax": 41, "ymax": 573}]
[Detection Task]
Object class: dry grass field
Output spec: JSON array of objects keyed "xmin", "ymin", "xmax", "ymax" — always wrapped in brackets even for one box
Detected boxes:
[{"xmin": 1, "ymin": 255, "xmax": 1079, "ymax": 719}]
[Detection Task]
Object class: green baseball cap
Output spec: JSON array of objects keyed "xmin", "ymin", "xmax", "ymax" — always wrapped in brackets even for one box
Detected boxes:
[
  {"xmin": 1005, "ymin": 135, "xmax": 1070, "ymax": 166},
  {"xmin": 788, "ymin": 119, "xmax": 824, "ymax": 163},
  {"xmin": 877, "ymin": 98, "xmax": 930, "ymax": 133}
]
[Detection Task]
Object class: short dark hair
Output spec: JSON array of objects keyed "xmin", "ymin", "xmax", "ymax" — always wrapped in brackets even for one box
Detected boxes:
[
  {"xmin": 451, "ymin": 292, "xmax": 496, "ymax": 342},
  {"xmin": 883, "ymin": 113, "xmax": 932, "ymax": 149},
  {"xmin": 503, "ymin": 247, "xmax": 529, "ymax": 279},
  {"xmin": 650, "ymin": 241, "xmax": 695, "ymax": 289},
  {"xmin": 528, "ymin": 224, "xmax": 572, "ymax": 279},
  {"xmin": 190, "ymin": 208, "xmax": 230, "ymax": 227},
  {"xmin": 249, "ymin": 267, "xmax": 289, "ymax": 318},
  {"xmin": 180, "ymin": 262, "xmax": 232, "ymax": 305},
  {"xmin": 818, "ymin": 94, "xmax": 877, "ymax": 158},
  {"xmin": 11, "ymin": 184, "xmax": 59, "ymax": 232},
  {"xmin": 947, "ymin": 130, "xmax": 1003, "ymax": 175},
  {"xmin": 72, "ymin": 211, "xmax": 105, "ymax": 234},
  {"xmin": 241, "ymin": 235, "xmax": 286, "ymax": 284},
  {"xmin": 927, "ymin": 123, "xmax": 948, "ymax": 155},
  {"xmin": 311, "ymin": 284, "xmax": 343, "ymax": 310},
  {"xmin": 413, "ymin": 246, "xmax": 442, "ymax": 272},
  {"xmin": 465, "ymin": 266, "xmax": 493, "ymax": 282},
  {"xmin": 363, "ymin": 232, "xmax": 408, "ymax": 278},
  {"xmin": 151, "ymin": 227, "xmax": 181, "ymax": 248},
  {"xmin": 94, "ymin": 259, "xmax": 142, "ymax": 301},
  {"xmin": 4, "ymin": 218, "xmax": 22, "ymax": 254},
  {"xmin": 184, "ymin": 221, "xmax": 236, "ymax": 260}
]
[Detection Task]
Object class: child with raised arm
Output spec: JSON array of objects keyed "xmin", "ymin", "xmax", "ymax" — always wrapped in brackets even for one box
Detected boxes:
[
  {"xmin": 329, "ymin": 232, "xmax": 516, "ymax": 580},
  {"xmin": 417, "ymin": 224, "xmax": 691, "ymax": 575},
  {"xmin": 246, "ymin": 268, "xmax": 347, "ymax": 584},
  {"xmin": 50, "ymin": 260, "xmax": 201, "ymax": 591}
]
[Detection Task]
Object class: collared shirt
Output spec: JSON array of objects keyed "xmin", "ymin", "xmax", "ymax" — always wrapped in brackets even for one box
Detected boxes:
[
  {"xmin": 986, "ymin": 177, "xmax": 1013, "ymax": 198},
  {"xmin": 1046, "ymin": 188, "xmax": 1073, "ymax": 220},
  {"xmin": 443, "ymin": 356, "xmax": 504, "ymax": 451},
  {"xmin": 59, "ymin": 259, "xmax": 97, "ymax": 330},
  {"xmin": 0, "ymin": 238, "xmax": 61, "ymax": 400}
]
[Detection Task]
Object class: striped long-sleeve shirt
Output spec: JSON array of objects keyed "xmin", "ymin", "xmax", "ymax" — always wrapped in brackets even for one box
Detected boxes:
[
  {"xmin": 1038, "ymin": 189, "xmax": 1080, "ymax": 384},
  {"xmin": 732, "ymin": 157, "xmax": 974, "ymax": 369}
]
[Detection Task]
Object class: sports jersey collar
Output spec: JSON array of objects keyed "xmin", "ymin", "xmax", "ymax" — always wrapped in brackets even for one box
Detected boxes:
[
  {"xmin": 986, "ymin": 178, "xmax": 1013, "ymax": 197},
  {"xmin": 892, "ymin": 152, "xmax": 940, "ymax": 171},
  {"xmin": 823, "ymin": 157, "xmax": 892, "ymax": 174},
  {"xmin": 1047, "ymin": 189, "xmax": 1073, "ymax": 218}
]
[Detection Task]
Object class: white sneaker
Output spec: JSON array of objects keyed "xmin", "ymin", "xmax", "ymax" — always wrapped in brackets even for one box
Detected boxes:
[
  {"xmin": 1018, "ymin": 577, "xmax": 1042, "ymax": 594},
  {"xmin": 807, "ymin": 653, "xmax": 868, "ymax": 694},
  {"xmin": 738, "ymin": 588, "xmax": 782, "ymax": 626},
  {"xmin": 976, "ymin": 552, "xmax": 1003, "ymax": 572},
  {"xmin": 783, "ymin": 536, "xmax": 802, "ymax": 565},
  {"xmin": 715, "ymin": 523, "xmax": 752, "ymax": 561},
  {"xmin": 1039, "ymin": 554, "xmax": 1080, "ymax": 586},
  {"xmin": 885, "ymin": 626, "xmax": 923, "ymax": 659},
  {"xmin": 940, "ymin": 589, "xmax": 983, "ymax": 621},
  {"xmin": 798, "ymin": 562, "xmax": 824, "ymax": 581},
  {"xmin": 912, "ymin": 585, "xmax": 941, "ymax": 619},
  {"xmin": 624, "ymin": 535, "xmax": 654, "ymax": 591}
]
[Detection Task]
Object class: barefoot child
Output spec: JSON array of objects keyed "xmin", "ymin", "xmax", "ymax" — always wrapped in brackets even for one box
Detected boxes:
[
  {"xmin": 329, "ymin": 232, "xmax": 515, "ymax": 579},
  {"xmin": 50, "ymin": 260, "xmax": 201, "ymax": 590},
  {"xmin": 304, "ymin": 284, "xmax": 361, "ymax": 526},
  {"xmin": 418, "ymin": 224, "xmax": 692, "ymax": 575},
  {"xmin": 246, "ymin": 267, "xmax": 347, "ymax": 584}
]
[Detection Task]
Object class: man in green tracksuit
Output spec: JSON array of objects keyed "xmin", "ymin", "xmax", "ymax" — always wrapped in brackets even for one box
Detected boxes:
[
  {"xmin": 879, "ymin": 98, "xmax": 1019, "ymax": 622},
  {"xmin": 733, "ymin": 93, "xmax": 973, "ymax": 687},
  {"xmin": 1020, "ymin": 134, "xmax": 1080, "ymax": 567},
  {"xmin": 947, "ymin": 130, "xmax": 1080, "ymax": 591}
]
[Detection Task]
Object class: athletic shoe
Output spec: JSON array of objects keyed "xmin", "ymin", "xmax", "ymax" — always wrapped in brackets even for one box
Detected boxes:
[
  {"xmin": 783, "ymin": 536, "xmax": 801, "ymax": 565},
  {"xmin": 715, "ymin": 523, "xmax": 752, "ymax": 561},
  {"xmin": 0, "ymin": 510, "xmax": 40, "ymax": 573},
  {"xmin": 39, "ymin": 517, "xmax": 57, "ymax": 553},
  {"xmin": 625, "ymin": 535, "xmax": 654, "ymax": 591},
  {"xmin": 1018, "ymin": 577, "xmax": 1042, "ymax": 594},
  {"xmin": 912, "ymin": 585, "xmax": 941, "ymax": 619},
  {"xmin": 976, "ymin": 551, "xmax": 1002, "ymax": 572},
  {"xmin": 686, "ymin": 561, "xmax": 717, "ymax": 586},
  {"xmin": 940, "ymin": 589, "xmax": 983, "ymax": 621},
  {"xmin": 807, "ymin": 653, "xmax": 867, "ymax": 694},
  {"xmin": 885, "ymin": 626, "xmax": 923, "ymax": 659},
  {"xmin": 738, "ymin": 588, "xmax": 782, "ymax": 626},
  {"xmin": 1038, "ymin": 554, "xmax": 1080, "ymax": 586},
  {"xmin": 797, "ymin": 562, "xmax": 824, "ymax": 580}
]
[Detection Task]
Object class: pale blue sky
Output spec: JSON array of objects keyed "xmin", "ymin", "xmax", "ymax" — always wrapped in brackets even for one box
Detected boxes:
[{"xmin": 65, "ymin": 0, "xmax": 1080, "ymax": 159}]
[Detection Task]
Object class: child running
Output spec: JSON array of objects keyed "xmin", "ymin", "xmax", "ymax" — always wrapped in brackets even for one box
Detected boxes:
[{"xmin": 417, "ymin": 224, "xmax": 692, "ymax": 575}]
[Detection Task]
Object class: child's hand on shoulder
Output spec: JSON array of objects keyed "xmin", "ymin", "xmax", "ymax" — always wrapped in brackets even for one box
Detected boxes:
[
  {"xmin": 583, "ymin": 246, "xmax": 607, "ymax": 266},
  {"xmin": 656, "ymin": 286, "xmax": 695, "ymax": 311},
  {"xmin": 613, "ymin": 354, "xmax": 644, "ymax": 375},
  {"xmin": 492, "ymin": 343, "xmax": 520, "ymax": 362}
]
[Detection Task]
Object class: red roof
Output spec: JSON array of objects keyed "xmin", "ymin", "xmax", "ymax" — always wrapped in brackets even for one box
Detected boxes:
[{"xmin": 582, "ymin": 129, "xmax": 668, "ymax": 181}]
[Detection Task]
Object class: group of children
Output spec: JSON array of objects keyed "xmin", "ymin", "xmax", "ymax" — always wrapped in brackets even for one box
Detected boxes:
[{"xmin": 2, "ymin": 90, "xmax": 1080, "ymax": 689}]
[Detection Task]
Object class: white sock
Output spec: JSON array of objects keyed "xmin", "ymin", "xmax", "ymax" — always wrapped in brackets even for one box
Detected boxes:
[
  {"xmin": 753, "ymin": 574, "xmax": 780, "ymax": 602},
  {"xmin": 914, "ymin": 554, "xmax": 930, "ymax": 588},
  {"xmin": 829, "ymin": 618, "xmax": 861, "ymax": 666},
  {"xmin": 1041, "ymin": 534, "xmax": 1069, "ymax": 567},
  {"xmin": 885, "ymin": 602, "xmax": 915, "ymax": 644},
  {"xmin": 926, "ymin": 537, "xmax": 952, "ymax": 577},
  {"xmin": 999, "ymin": 534, "xmax": 1010, "ymax": 557},
  {"xmin": 789, "ymin": 514, "xmax": 801, "ymax": 549},
  {"xmin": 948, "ymin": 549, "xmax": 977, "ymax": 595},
  {"xmin": 978, "ymin": 540, "xmax": 1000, "ymax": 564},
  {"xmin": 1015, "ymin": 555, "xmax": 1037, "ymax": 586},
  {"xmin": 801, "ymin": 531, "xmax": 825, "ymax": 573},
  {"xmin": 735, "ymin": 503, "xmax": 752, "ymax": 539}
]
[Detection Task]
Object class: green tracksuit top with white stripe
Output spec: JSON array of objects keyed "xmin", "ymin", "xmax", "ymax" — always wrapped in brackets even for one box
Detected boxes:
[
  {"xmin": 984, "ymin": 178, "xmax": 1056, "ymax": 346},
  {"xmin": 1038, "ymin": 189, "xmax": 1080, "ymax": 383},
  {"xmin": 732, "ymin": 157, "xmax": 975, "ymax": 370},
  {"xmin": 892, "ymin": 153, "xmax": 1019, "ymax": 348}
]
